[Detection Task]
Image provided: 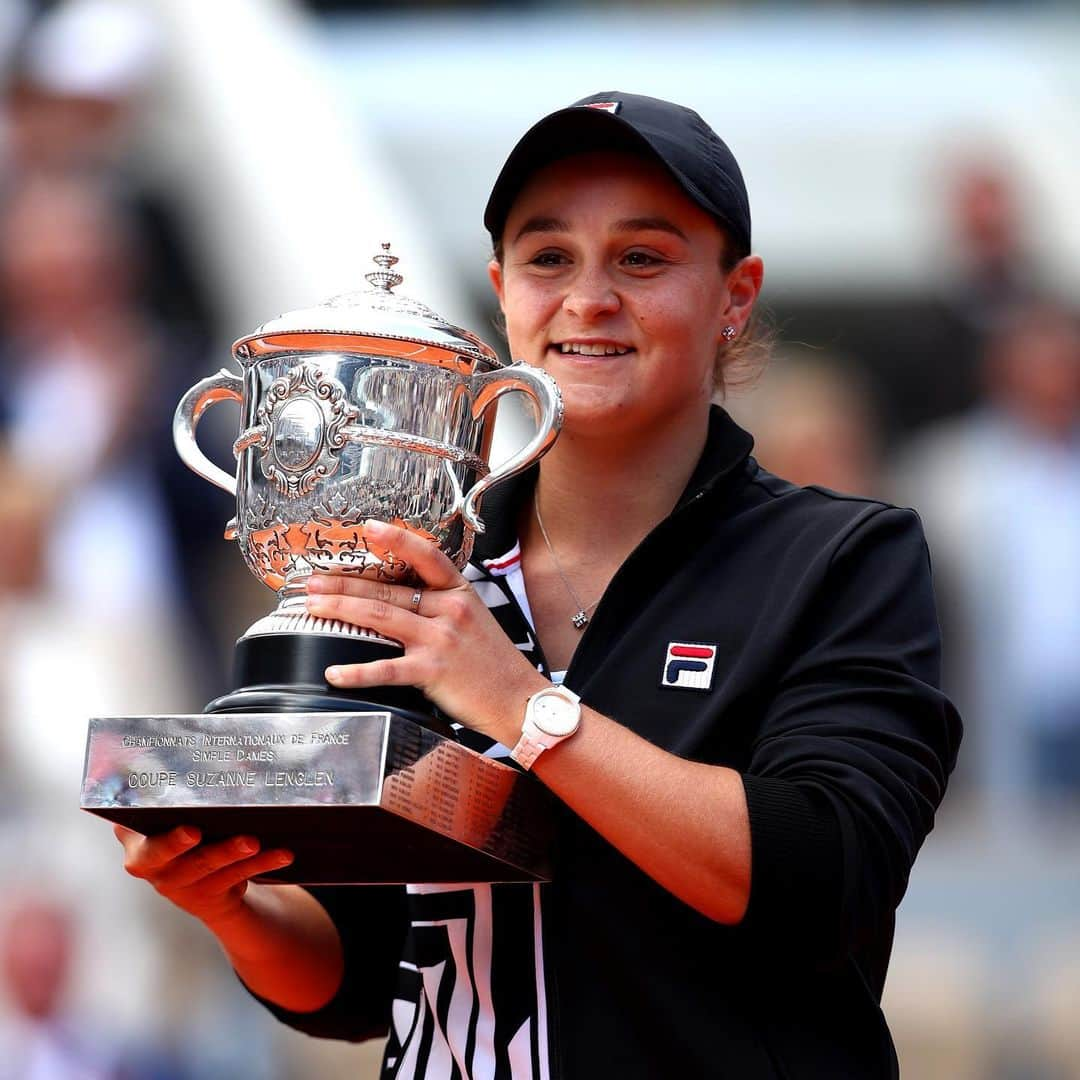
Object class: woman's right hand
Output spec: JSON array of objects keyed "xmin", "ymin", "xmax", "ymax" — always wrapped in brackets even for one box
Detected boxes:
[{"xmin": 114, "ymin": 824, "xmax": 294, "ymax": 931}]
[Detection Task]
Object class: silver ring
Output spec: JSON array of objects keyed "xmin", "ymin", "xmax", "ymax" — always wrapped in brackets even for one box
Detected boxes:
[{"xmin": 410, "ymin": 589, "xmax": 423, "ymax": 615}]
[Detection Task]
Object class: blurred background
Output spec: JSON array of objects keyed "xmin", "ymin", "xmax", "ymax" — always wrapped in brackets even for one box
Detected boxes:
[{"xmin": 0, "ymin": 0, "xmax": 1078, "ymax": 1077}]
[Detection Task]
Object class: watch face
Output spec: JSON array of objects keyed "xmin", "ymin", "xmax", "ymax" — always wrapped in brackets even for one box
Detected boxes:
[{"xmin": 532, "ymin": 692, "xmax": 580, "ymax": 737}]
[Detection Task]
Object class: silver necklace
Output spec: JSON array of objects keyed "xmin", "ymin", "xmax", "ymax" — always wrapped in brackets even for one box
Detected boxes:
[{"xmin": 533, "ymin": 496, "xmax": 602, "ymax": 630}]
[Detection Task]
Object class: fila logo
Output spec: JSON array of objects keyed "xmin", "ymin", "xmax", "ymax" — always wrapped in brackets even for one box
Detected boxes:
[
  {"xmin": 661, "ymin": 643, "xmax": 717, "ymax": 691},
  {"xmin": 579, "ymin": 101, "xmax": 620, "ymax": 115}
]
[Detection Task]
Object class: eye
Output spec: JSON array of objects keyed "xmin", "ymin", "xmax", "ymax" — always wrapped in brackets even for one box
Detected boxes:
[
  {"xmin": 621, "ymin": 250, "xmax": 664, "ymax": 269},
  {"xmin": 527, "ymin": 250, "xmax": 569, "ymax": 268}
]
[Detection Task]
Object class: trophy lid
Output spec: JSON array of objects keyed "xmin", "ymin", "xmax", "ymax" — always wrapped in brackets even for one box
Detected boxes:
[{"xmin": 233, "ymin": 244, "xmax": 501, "ymax": 369}]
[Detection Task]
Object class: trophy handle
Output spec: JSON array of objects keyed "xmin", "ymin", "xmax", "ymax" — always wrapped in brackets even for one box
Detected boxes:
[
  {"xmin": 173, "ymin": 368, "xmax": 244, "ymax": 497},
  {"xmin": 462, "ymin": 362, "xmax": 563, "ymax": 533}
]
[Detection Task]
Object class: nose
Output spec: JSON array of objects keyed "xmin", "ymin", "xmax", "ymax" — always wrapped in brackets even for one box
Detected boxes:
[{"xmin": 563, "ymin": 266, "xmax": 620, "ymax": 322}]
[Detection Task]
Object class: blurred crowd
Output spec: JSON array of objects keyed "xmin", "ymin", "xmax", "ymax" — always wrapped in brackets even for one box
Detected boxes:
[
  {"xmin": 0, "ymin": 1, "xmax": 1077, "ymax": 1079},
  {"xmin": 0, "ymin": 3, "xmax": 287, "ymax": 1078},
  {"xmin": 732, "ymin": 155, "xmax": 1080, "ymax": 1079},
  {"xmin": 739, "ymin": 158, "xmax": 1080, "ymax": 825}
]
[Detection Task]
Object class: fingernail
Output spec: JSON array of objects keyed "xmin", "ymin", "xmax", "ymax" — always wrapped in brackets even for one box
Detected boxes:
[
  {"xmin": 274, "ymin": 851, "xmax": 294, "ymax": 867},
  {"xmin": 325, "ymin": 666, "xmax": 343, "ymax": 684},
  {"xmin": 364, "ymin": 519, "xmax": 386, "ymax": 535},
  {"xmin": 177, "ymin": 827, "xmax": 199, "ymax": 845},
  {"xmin": 236, "ymin": 838, "xmax": 257, "ymax": 855}
]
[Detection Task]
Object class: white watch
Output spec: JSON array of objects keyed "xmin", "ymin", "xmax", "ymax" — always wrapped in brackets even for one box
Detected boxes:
[{"xmin": 509, "ymin": 685, "xmax": 582, "ymax": 770}]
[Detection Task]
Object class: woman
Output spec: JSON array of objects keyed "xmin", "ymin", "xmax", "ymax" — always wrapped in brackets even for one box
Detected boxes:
[{"xmin": 116, "ymin": 92, "xmax": 961, "ymax": 1078}]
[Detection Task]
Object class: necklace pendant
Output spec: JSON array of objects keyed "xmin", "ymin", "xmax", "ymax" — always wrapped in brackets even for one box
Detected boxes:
[{"xmin": 571, "ymin": 610, "xmax": 590, "ymax": 630}]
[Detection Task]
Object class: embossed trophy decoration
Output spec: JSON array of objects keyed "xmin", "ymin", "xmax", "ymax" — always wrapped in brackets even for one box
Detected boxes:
[{"xmin": 81, "ymin": 246, "xmax": 563, "ymax": 883}]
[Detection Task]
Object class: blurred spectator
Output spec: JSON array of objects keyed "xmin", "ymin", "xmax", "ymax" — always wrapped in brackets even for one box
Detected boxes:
[
  {"xmin": 0, "ymin": 172, "xmax": 181, "ymax": 618},
  {"xmin": 890, "ymin": 300, "xmax": 1080, "ymax": 815},
  {"xmin": 1, "ymin": 0, "xmax": 222, "ymax": 367},
  {"xmin": 947, "ymin": 158, "xmax": 1036, "ymax": 339},
  {"xmin": 0, "ymin": 169, "xmax": 230, "ymax": 698},
  {"xmin": 3, "ymin": 0, "xmax": 157, "ymax": 174},
  {"xmin": 0, "ymin": 896, "xmax": 122, "ymax": 1080},
  {"xmin": 730, "ymin": 348, "xmax": 881, "ymax": 498},
  {"xmin": 912, "ymin": 153, "xmax": 1044, "ymax": 435}
]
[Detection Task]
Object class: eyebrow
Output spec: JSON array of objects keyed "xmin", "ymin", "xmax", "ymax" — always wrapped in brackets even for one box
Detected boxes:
[
  {"xmin": 613, "ymin": 216, "xmax": 689, "ymax": 241},
  {"xmin": 511, "ymin": 214, "xmax": 689, "ymax": 244},
  {"xmin": 511, "ymin": 215, "xmax": 571, "ymax": 244}
]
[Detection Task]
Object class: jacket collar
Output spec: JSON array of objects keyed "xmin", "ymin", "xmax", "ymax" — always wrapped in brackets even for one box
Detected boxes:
[{"xmin": 472, "ymin": 404, "xmax": 754, "ymax": 563}]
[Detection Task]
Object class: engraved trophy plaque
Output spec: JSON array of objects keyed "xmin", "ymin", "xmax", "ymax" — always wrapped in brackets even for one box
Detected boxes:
[{"xmin": 81, "ymin": 246, "xmax": 563, "ymax": 883}]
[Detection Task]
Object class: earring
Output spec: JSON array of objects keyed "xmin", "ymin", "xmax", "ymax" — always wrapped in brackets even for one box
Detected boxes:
[{"xmin": 722, "ymin": 325, "xmax": 737, "ymax": 341}]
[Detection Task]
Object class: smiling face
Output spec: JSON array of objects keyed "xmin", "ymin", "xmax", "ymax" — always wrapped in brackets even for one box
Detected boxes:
[{"xmin": 489, "ymin": 150, "xmax": 761, "ymax": 443}]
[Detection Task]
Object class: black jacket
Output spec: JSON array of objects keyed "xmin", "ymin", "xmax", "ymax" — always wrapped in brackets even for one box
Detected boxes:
[{"xmin": 258, "ymin": 407, "xmax": 961, "ymax": 1078}]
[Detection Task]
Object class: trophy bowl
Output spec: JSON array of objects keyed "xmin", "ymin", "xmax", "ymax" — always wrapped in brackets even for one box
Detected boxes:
[{"xmin": 176, "ymin": 245, "xmax": 561, "ymax": 644}]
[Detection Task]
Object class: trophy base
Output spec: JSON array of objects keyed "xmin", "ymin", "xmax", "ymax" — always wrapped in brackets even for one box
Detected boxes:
[
  {"xmin": 81, "ymin": 712, "xmax": 551, "ymax": 884},
  {"xmin": 206, "ymin": 632, "xmax": 454, "ymax": 739}
]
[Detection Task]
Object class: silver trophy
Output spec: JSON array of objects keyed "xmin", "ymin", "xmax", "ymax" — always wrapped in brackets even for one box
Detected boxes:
[{"xmin": 81, "ymin": 246, "xmax": 562, "ymax": 883}]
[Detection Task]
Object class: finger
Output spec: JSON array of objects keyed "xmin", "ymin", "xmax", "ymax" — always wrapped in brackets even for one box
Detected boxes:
[
  {"xmin": 196, "ymin": 848, "xmax": 295, "ymax": 895},
  {"xmin": 325, "ymin": 654, "xmax": 423, "ymax": 690},
  {"xmin": 305, "ymin": 592, "xmax": 423, "ymax": 640},
  {"xmin": 363, "ymin": 520, "xmax": 461, "ymax": 590},
  {"xmin": 121, "ymin": 825, "xmax": 201, "ymax": 876},
  {"xmin": 154, "ymin": 835, "xmax": 264, "ymax": 890},
  {"xmin": 306, "ymin": 574, "xmax": 421, "ymax": 610}
]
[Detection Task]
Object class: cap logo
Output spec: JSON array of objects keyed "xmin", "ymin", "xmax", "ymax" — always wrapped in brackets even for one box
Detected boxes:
[
  {"xmin": 661, "ymin": 643, "xmax": 717, "ymax": 691},
  {"xmin": 579, "ymin": 101, "xmax": 621, "ymax": 115}
]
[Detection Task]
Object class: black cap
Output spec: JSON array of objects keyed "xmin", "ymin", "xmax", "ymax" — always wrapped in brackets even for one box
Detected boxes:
[{"xmin": 484, "ymin": 91, "xmax": 751, "ymax": 254}]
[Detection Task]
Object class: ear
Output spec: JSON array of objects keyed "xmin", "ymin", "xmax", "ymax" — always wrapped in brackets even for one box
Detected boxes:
[
  {"xmin": 487, "ymin": 258, "xmax": 505, "ymax": 309},
  {"xmin": 722, "ymin": 255, "xmax": 764, "ymax": 336}
]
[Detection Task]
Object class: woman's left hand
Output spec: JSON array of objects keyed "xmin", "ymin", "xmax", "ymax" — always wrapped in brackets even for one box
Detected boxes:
[{"xmin": 305, "ymin": 519, "xmax": 548, "ymax": 744}]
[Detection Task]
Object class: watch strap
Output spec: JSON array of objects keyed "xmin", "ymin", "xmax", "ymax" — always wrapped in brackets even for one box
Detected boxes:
[{"xmin": 509, "ymin": 731, "xmax": 547, "ymax": 771}]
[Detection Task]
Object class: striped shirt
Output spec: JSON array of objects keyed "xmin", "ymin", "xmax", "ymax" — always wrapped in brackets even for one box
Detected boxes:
[{"xmin": 383, "ymin": 547, "xmax": 555, "ymax": 1080}]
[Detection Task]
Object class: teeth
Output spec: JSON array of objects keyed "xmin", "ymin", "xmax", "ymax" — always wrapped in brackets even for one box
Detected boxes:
[{"xmin": 559, "ymin": 342, "xmax": 630, "ymax": 356}]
